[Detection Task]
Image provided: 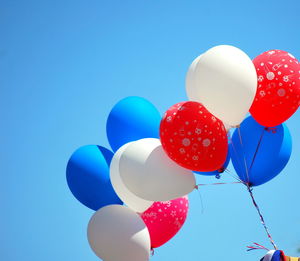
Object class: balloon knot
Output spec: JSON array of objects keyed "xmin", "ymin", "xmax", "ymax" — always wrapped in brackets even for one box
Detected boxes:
[
  {"xmin": 195, "ymin": 185, "xmax": 199, "ymax": 190},
  {"xmin": 151, "ymin": 248, "xmax": 155, "ymax": 256},
  {"xmin": 247, "ymin": 185, "xmax": 253, "ymax": 192},
  {"xmin": 215, "ymin": 174, "xmax": 221, "ymax": 179},
  {"xmin": 265, "ymin": 127, "xmax": 277, "ymax": 133},
  {"xmin": 217, "ymin": 167, "xmax": 225, "ymax": 173}
]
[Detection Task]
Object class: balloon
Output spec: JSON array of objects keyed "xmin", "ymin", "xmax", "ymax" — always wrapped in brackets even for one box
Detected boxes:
[
  {"xmin": 186, "ymin": 45, "xmax": 257, "ymax": 126},
  {"xmin": 160, "ymin": 101, "xmax": 228, "ymax": 172},
  {"xmin": 194, "ymin": 150, "xmax": 230, "ymax": 176},
  {"xmin": 230, "ymin": 116, "xmax": 292, "ymax": 186},
  {"xmin": 223, "ymin": 122, "xmax": 232, "ymax": 133},
  {"xmin": 186, "ymin": 55, "xmax": 202, "ymax": 94},
  {"xmin": 250, "ymin": 50, "xmax": 300, "ymax": 127},
  {"xmin": 141, "ymin": 196, "xmax": 189, "ymax": 248},
  {"xmin": 119, "ymin": 138, "xmax": 196, "ymax": 201},
  {"xmin": 88, "ymin": 205, "xmax": 151, "ymax": 261},
  {"xmin": 110, "ymin": 142, "xmax": 153, "ymax": 213},
  {"xmin": 66, "ymin": 145, "xmax": 122, "ymax": 211},
  {"xmin": 106, "ymin": 96, "xmax": 161, "ymax": 152},
  {"xmin": 261, "ymin": 250, "xmax": 286, "ymax": 261}
]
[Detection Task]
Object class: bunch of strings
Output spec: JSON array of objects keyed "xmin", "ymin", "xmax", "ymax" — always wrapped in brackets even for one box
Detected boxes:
[{"xmin": 195, "ymin": 126, "xmax": 278, "ymax": 251}]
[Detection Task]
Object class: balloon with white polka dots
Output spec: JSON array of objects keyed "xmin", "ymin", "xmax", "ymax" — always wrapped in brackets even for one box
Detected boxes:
[{"xmin": 250, "ymin": 50, "xmax": 300, "ymax": 127}]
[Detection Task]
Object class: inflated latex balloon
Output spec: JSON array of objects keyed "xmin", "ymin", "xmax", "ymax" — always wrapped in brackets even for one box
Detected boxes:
[
  {"xmin": 106, "ymin": 96, "xmax": 161, "ymax": 152},
  {"xmin": 119, "ymin": 138, "xmax": 196, "ymax": 202},
  {"xmin": 141, "ymin": 196, "xmax": 189, "ymax": 248},
  {"xmin": 194, "ymin": 150, "xmax": 230, "ymax": 176},
  {"xmin": 110, "ymin": 142, "xmax": 153, "ymax": 213},
  {"xmin": 160, "ymin": 101, "xmax": 228, "ymax": 172},
  {"xmin": 186, "ymin": 55, "xmax": 202, "ymax": 94},
  {"xmin": 223, "ymin": 122, "xmax": 232, "ymax": 133},
  {"xmin": 260, "ymin": 250, "xmax": 286, "ymax": 261},
  {"xmin": 230, "ymin": 116, "xmax": 292, "ymax": 186},
  {"xmin": 250, "ymin": 50, "xmax": 300, "ymax": 127},
  {"xmin": 66, "ymin": 145, "xmax": 122, "ymax": 210},
  {"xmin": 88, "ymin": 205, "xmax": 151, "ymax": 261},
  {"xmin": 186, "ymin": 45, "xmax": 257, "ymax": 126}
]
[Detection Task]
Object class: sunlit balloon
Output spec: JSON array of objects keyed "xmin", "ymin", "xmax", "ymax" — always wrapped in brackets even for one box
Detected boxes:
[
  {"xmin": 66, "ymin": 145, "xmax": 122, "ymax": 210},
  {"xmin": 186, "ymin": 45, "xmax": 257, "ymax": 126},
  {"xmin": 250, "ymin": 50, "xmax": 300, "ymax": 127},
  {"xmin": 119, "ymin": 138, "xmax": 196, "ymax": 201},
  {"xmin": 110, "ymin": 142, "xmax": 153, "ymax": 213},
  {"xmin": 106, "ymin": 96, "xmax": 161, "ymax": 152},
  {"xmin": 141, "ymin": 196, "xmax": 189, "ymax": 248},
  {"xmin": 88, "ymin": 205, "xmax": 151, "ymax": 261}
]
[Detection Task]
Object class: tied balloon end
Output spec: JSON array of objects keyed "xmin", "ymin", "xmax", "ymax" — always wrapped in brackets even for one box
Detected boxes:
[
  {"xmin": 246, "ymin": 182, "xmax": 254, "ymax": 191},
  {"xmin": 151, "ymin": 248, "xmax": 155, "ymax": 256},
  {"xmin": 217, "ymin": 166, "xmax": 225, "ymax": 173},
  {"xmin": 264, "ymin": 127, "xmax": 277, "ymax": 134},
  {"xmin": 216, "ymin": 165, "xmax": 226, "ymax": 179}
]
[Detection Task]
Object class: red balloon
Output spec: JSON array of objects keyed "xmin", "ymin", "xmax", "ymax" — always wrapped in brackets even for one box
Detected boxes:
[
  {"xmin": 250, "ymin": 50, "xmax": 300, "ymax": 127},
  {"xmin": 140, "ymin": 196, "xmax": 188, "ymax": 248},
  {"xmin": 160, "ymin": 101, "xmax": 228, "ymax": 172}
]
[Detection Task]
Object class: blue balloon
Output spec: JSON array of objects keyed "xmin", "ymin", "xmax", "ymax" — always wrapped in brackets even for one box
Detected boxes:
[
  {"xmin": 66, "ymin": 145, "xmax": 122, "ymax": 210},
  {"xmin": 194, "ymin": 150, "xmax": 231, "ymax": 176},
  {"xmin": 106, "ymin": 96, "xmax": 161, "ymax": 152},
  {"xmin": 230, "ymin": 116, "xmax": 292, "ymax": 186}
]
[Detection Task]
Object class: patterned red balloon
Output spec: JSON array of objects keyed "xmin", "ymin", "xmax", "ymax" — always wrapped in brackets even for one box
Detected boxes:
[
  {"xmin": 250, "ymin": 50, "xmax": 300, "ymax": 127},
  {"xmin": 140, "ymin": 196, "xmax": 188, "ymax": 248},
  {"xmin": 160, "ymin": 101, "xmax": 228, "ymax": 172}
]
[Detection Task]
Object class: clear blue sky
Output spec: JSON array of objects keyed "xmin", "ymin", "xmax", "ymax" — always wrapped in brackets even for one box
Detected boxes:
[{"xmin": 1, "ymin": 0, "xmax": 300, "ymax": 260}]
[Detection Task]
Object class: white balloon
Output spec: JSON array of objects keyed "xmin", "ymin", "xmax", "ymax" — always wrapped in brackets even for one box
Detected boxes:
[
  {"xmin": 87, "ymin": 205, "xmax": 151, "ymax": 261},
  {"xmin": 186, "ymin": 45, "xmax": 257, "ymax": 126},
  {"xmin": 186, "ymin": 54, "xmax": 202, "ymax": 95},
  {"xmin": 262, "ymin": 250, "xmax": 276, "ymax": 261},
  {"xmin": 119, "ymin": 138, "xmax": 196, "ymax": 202},
  {"xmin": 223, "ymin": 122, "xmax": 232, "ymax": 132},
  {"xmin": 110, "ymin": 143, "xmax": 153, "ymax": 213}
]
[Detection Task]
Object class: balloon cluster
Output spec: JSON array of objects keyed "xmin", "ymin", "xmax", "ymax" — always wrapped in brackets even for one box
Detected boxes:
[
  {"xmin": 261, "ymin": 250, "xmax": 300, "ymax": 261},
  {"xmin": 66, "ymin": 45, "xmax": 300, "ymax": 261}
]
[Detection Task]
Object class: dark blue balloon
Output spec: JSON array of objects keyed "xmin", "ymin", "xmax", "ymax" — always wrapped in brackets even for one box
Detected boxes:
[
  {"xmin": 106, "ymin": 96, "xmax": 161, "ymax": 152},
  {"xmin": 194, "ymin": 150, "xmax": 231, "ymax": 176},
  {"xmin": 230, "ymin": 116, "xmax": 292, "ymax": 186},
  {"xmin": 66, "ymin": 145, "xmax": 122, "ymax": 210}
]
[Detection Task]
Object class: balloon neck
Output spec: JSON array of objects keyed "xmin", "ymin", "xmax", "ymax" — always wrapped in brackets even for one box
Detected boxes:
[
  {"xmin": 217, "ymin": 167, "xmax": 225, "ymax": 173},
  {"xmin": 151, "ymin": 248, "xmax": 155, "ymax": 256},
  {"xmin": 264, "ymin": 127, "xmax": 277, "ymax": 134}
]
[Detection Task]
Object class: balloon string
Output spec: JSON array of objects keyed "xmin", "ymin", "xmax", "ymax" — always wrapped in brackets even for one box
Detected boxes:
[
  {"xmin": 246, "ymin": 185, "xmax": 278, "ymax": 250},
  {"xmin": 248, "ymin": 128, "xmax": 266, "ymax": 174},
  {"xmin": 237, "ymin": 127, "xmax": 251, "ymax": 183},
  {"xmin": 228, "ymin": 132, "xmax": 247, "ymax": 183},
  {"xmin": 235, "ymin": 125, "xmax": 278, "ymax": 250},
  {"xmin": 151, "ymin": 248, "xmax": 155, "ymax": 256},
  {"xmin": 229, "ymin": 134, "xmax": 246, "ymax": 181},
  {"xmin": 246, "ymin": 242, "xmax": 270, "ymax": 252},
  {"xmin": 224, "ymin": 168, "xmax": 244, "ymax": 183},
  {"xmin": 195, "ymin": 181, "xmax": 243, "ymax": 188},
  {"xmin": 195, "ymin": 182, "xmax": 243, "ymax": 214},
  {"xmin": 195, "ymin": 186, "xmax": 205, "ymax": 214}
]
